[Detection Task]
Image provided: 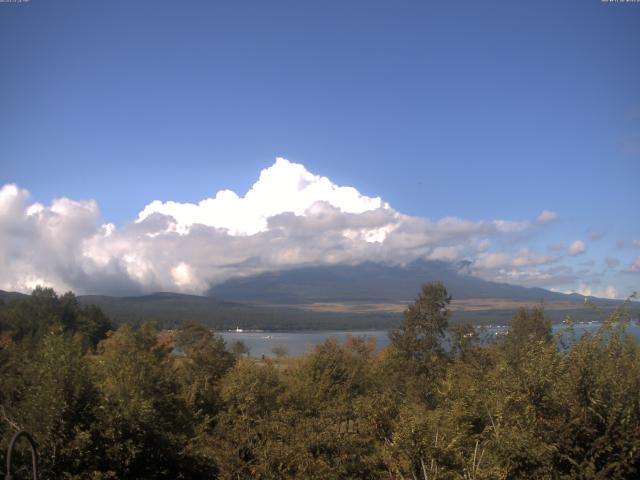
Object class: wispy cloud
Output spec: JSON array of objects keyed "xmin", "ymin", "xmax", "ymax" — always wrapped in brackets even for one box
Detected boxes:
[
  {"xmin": 605, "ymin": 257, "xmax": 620, "ymax": 269},
  {"xmin": 588, "ymin": 230, "xmax": 605, "ymax": 241},
  {"xmin": 568, "ymin": 240, "xmax": 587, "ymax": 256},
  {"xmin": 616, "ymin": 239, "xmax": 640, "ymax": 249},
  {"xmin": 573, "ymin": 284, "xmax": 620, "ymax": 300},
  {"xmin": 537, "ymin": 210, "xmax": 558, "ymax": 224},
  {"xmin": 625, "ymin": 257, "xmax": 640, "ymax": 273}
]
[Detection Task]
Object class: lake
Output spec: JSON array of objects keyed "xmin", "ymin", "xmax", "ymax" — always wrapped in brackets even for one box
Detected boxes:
[{"xmin": 219, "ymin": 322, "xmax": 640, "ymax": 358}]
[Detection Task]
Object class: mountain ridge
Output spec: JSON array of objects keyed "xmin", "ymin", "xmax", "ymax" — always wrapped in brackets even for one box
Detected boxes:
[
  {"xmin": 1, "ymin": 260, "xmax": 630, "ymax": 329},
  {"xmin": 208, "ymin": 260, "xmax": 601, "ymax": 305}
]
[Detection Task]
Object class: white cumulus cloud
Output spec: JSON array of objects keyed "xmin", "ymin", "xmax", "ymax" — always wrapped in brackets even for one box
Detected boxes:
[
  {"xmin": 136, "ymin": 158, "xmax": 388, "ymax": 236},
  {"xmin": 568, "ymin": 240, "xmax": 587, "ymax": 256},
  {"xmin": 537, "ymin": 210, "xmax": 559, "ymax": 224},
  {"xmin": 0, "ymin": 158, "xmax": 569, "ymax": 295}
]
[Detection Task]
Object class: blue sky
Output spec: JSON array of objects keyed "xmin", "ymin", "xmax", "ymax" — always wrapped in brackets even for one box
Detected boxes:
[{"xmin": 0, "ymin": 0, "xmax": 639, "ymax": 297}]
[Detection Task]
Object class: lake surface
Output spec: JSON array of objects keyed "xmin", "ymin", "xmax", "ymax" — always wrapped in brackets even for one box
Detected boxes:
[{"xmin": 220, "ymin": 322, "xmax": 640, "ymax": 358}]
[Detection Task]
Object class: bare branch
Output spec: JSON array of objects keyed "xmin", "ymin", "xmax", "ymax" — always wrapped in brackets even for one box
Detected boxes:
[{"xmin": 0, "ymin": 404, "xmax": 21, "ymax": 432}]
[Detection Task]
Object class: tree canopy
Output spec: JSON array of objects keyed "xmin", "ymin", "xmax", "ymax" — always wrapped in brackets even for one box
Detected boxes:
[{"xmin": 1, "ymin": 285, "xmax": 639, "ymax": 479}]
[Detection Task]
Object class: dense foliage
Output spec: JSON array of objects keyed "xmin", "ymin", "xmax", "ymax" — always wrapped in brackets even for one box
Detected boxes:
[{"xmin": 1, "ymin": 284, "xmax": 639, "ymax": 479}]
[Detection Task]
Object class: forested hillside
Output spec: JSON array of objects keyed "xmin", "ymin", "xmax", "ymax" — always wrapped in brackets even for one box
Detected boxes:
[
  {"xmin": 77, "ymin": 292, "xmax": 400, "ymax": 330},
  {"xmin": 0, "ymin": 285, "xmax": 639, "ymax": 479},
  {"xmin": 3, "ymin": 271, "xmax": 630, "ymax": 331}
]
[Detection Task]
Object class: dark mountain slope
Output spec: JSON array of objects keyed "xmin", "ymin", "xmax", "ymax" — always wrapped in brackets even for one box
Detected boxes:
[
  {"xmin": 2, "ymin": 261, "xmax": 630, "ymax": 330},
  {"xmin": 0, "ymin": 289, "xmax": 28, "ymax": 303},
  {"xmin": 208, "ymin": 260, "xmax": 594, "ymax": 305}
]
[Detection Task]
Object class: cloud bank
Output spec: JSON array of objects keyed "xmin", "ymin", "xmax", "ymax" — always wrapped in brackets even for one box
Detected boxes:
[{"xmin": 0, "ymin": 158, "xmax": 625, "ymax": 296}]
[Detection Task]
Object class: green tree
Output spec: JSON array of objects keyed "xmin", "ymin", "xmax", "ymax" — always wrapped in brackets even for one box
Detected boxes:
[
  {"xmin": 0, "ymin": 330, "xmax": 101, "ymax": 478},
  {"xmin": 0, "ymin": 287, "xmax": 111, "ymax": 349},
  {"xmin": 213, "ymin": 359, "xmax": 285, "ymax": 479},
  {"xmin": 76, "ymin": 304, "xmax": 112, "ymax": 350},
  {"xmin": 551, "ymin": 313, "xmax": 640, "ymax": 478},
  {"xmin": 506, "ymin": 306, "xmax": 552, "ymax": 347},
  {"xmin": 229, "ymin": 339, "xmax": 250, "ymax": 358},
  {"xmin": 92, "ymin": 323, "xmax": 207, "ymax": 478},
  {"xmin": 175, "ymin": 321, "xmax": 235, "ymax": 416},
  {"xmin": 385, "ymin": 282, "xmax": 451, "ymax": 404}
]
